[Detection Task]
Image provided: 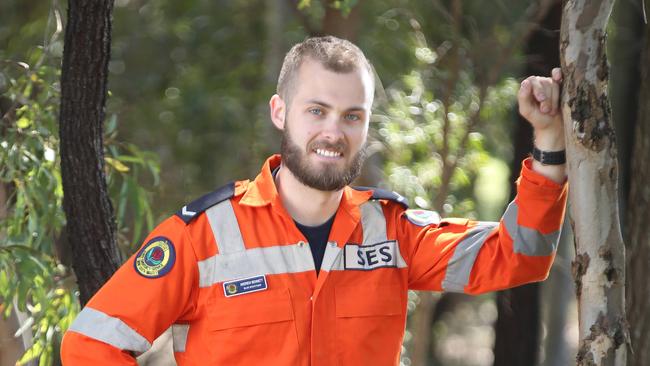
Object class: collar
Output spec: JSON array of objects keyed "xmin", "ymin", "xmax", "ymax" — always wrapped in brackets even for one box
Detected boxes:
[{"xmin": 239, "ymin": 155, "xmax": 373, "ymax": 215}]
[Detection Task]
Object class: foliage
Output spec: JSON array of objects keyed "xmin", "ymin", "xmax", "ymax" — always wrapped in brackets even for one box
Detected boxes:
[
  {"xmin": 108, "ymin": 0, "xmax": 282, "ymax": 213},
  {"xmin": 373, "ymin": 11, "xmax": 520, "ymax": 366},
  {"xmin": 376, "ymin": 19, "xmax": 518, "ymax": 218},
  {"xmin": 0, "ymin": 21, "xmax": 159, "ymax": 366},
  {"xmin": 0, "ymin": 46, "xmax": 72, "ymax": 365}
]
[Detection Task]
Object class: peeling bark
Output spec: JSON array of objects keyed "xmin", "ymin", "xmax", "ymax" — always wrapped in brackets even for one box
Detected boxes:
[{"xmin": 560, "ymin": 1, "xmax": 629, "ymax": 365}]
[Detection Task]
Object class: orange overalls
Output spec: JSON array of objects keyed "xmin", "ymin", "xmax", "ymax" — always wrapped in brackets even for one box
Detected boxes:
[{"xmin": 61, "ymin": 154, "xmax": 567, "ymax": 365}]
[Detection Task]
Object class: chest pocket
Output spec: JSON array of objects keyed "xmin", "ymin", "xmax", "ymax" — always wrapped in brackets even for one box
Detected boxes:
[
  {"xmin": 335, "ymin": 283, "xmax": 402, "ymax": 317},
  {"xmin": 206, "ymin": 287, "xmax": 301, "ymax": 364},
  {"xmin": 209, "ymin": 287, "xmax": 295, "ymax": 329},
  {"xmin": 334, "ymin": 283, "xmax": 406, "ymax": 365}
]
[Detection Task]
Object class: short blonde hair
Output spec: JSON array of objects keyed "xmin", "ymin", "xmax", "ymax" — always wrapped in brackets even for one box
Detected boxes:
[{"xmin": 277, "ymin": 36, "xmax": 374, "ymax": 103}]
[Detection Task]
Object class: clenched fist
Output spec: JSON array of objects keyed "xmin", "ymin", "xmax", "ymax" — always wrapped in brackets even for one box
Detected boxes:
[
  {"xmin": 518, "ymin": 67, "xmax": 563, "ymax": 134},
  {"xmin": 517, "ymin": 67, "xmax": 566, "ymax": 182}
]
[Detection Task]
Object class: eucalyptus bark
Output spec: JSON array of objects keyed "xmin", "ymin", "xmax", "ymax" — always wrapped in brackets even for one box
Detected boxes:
[
  {"xmin": 626, "ymin": 22, "xmax": 650, "ymax": 366},
  {"xmin": 560, "ymin": 1, "xmax": 628, "ymax": 364},
  {"xmin": 59, "ymin": 0, "xmax": 122, "ymax": 306}
]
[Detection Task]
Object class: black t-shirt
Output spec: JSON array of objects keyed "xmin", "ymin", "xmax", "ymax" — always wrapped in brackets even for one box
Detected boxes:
[{"xmin": 294, "ymin": 215, "xmax": 336, "ymax": 276}]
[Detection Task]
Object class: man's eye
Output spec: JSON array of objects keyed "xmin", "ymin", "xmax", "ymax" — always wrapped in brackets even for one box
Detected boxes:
[
  {"xmin": 345, "ymin": 114, "xmax": 360, "ymax": 121},
  {"xmin": 309, "ymin": 108, "xmax": 323, "ymax": 116}
]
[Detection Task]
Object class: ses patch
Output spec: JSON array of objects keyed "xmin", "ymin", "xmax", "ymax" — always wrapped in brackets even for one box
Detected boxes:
[
  {"xmin": 223, "ymin": 275, "xmax": 268, "ymax": 297},
  {"xmin": 134, "ymin": 236, "xmax": 176, "ymax": 278},
  {"xmin": 344, "ymin": 241, "xmax": 400, "ymax": 270}
]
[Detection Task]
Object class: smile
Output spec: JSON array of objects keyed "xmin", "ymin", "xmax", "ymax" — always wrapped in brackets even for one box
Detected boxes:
[{"xmin": 314, "ymin": 148, "xmax": 342, "ymax": 158}]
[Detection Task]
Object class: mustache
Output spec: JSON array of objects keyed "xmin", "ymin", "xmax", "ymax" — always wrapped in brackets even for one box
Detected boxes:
[{"xmin": 308, "ymin": 140, "xmax": 347, "ymax": 153}]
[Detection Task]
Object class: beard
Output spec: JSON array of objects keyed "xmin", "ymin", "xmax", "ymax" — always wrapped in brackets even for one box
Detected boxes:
[{"xmin": 280, "ymin": 122, "xmax": 366, "ymax": 191}]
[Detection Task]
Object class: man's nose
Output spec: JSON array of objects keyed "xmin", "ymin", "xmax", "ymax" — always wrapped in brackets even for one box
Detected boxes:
[{"xmin": 319, "ymin": 116, "xmax": 345, "ymax": 141}]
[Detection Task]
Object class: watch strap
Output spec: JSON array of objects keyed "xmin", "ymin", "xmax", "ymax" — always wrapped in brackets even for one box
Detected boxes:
[{"xmin": 532, "ymin": 147, "xmax": 566, "ymax": 165}]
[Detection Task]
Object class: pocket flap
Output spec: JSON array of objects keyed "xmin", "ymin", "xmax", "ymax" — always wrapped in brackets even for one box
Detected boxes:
[
  {"xmin": 335, "ymin": 283, "xmax": 403, "ymax": 318},
  {"xmin": 209, "ymin": 288, "xmax": 294, "ymax": 330}
]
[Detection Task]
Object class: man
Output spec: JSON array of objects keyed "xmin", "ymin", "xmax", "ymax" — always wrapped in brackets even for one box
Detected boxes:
[{"xmin": 61, "ymin": 36, "xmax": 567, "ymax": 365}]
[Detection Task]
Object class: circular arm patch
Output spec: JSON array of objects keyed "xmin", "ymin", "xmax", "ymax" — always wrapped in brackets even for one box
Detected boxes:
[
  {"xmin": 404, "ymin": 209, "xmax": 441, "ymax": 227},
  {"xmin": 134, "ymin": 236, "xmax": 176, "ymax": 278}
]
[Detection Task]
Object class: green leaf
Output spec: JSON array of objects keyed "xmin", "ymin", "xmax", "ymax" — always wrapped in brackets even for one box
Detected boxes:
[
  {"xmin": 105, "ymin": 114, "xmax": 118, "ymax": 135},
  {"xmin": 17, "ymin": 341, "xmax": 42, "ymax": 365},
  {"xmin": 105, "ymin": 156, "xmax": 130, "ymax": 173},
  {"xmin": 16, "ymin": 117, "xmax": 31, "ymax": 129}
]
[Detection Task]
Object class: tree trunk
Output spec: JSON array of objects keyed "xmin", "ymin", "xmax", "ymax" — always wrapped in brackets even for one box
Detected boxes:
[
  {"xmin": 321, "ymin": 0, "xmax": 362, "ymax": 41},
  {"xmin": 560, "ymin": 1, "xmax": 628, "ymax": 365},
  {"xmin": 609, "ymin": 0, "xmax": 645, "ymax": 222},
  {"xmin": 541, "ymin": 223, "xmax": 575, "ymax": 366},
  {"xmin": 626, "ymin": 20, "xmax": 650, "ymax": 366},
  {"xmin": 494, "ymin": 285, "xmax": 541, "ymax": 365},
  {"xmin": 493, "ymin": 3, "xmax": 562, "ymax": 365},
  {"xmin": 59, "ymin": 0, "xmax": 122, "ymax": 306}
]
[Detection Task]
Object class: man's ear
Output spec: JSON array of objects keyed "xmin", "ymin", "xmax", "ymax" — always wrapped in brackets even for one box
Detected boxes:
[{"xmin": 269, "ymin": 94, "xmax": 286, "ymax": 130}]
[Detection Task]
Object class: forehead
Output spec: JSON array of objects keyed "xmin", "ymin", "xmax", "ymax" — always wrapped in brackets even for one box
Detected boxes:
[{"xmin": 291, "ymin": 58, "xmax": 374, "ymax": 109}]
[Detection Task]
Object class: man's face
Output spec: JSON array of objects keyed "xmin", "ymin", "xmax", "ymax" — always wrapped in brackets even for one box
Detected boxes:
[{"xmin": 280, "ymin": 58, "xmax": 373, "ymax": 191}]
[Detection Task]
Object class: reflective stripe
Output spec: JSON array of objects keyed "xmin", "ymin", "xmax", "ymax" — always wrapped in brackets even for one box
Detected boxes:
[
  {"xmin": 200, "ymin": 198, "xmax": 405, "ymax": 285},
  {"xmin": 68, "ymin": 307, "xmax": 151, "ymax": 352},
  {"xmin": 206, "ymin": 200, "xmax": 245, "ymax": 255},
  {"xmin": 321, "ymin": 242, "xmax": 342, "ymax": 272},
  {"xmin": 361, "ymin": 201, "xmax": 388, "ymax": 244},
  {"xmin": 172, "ymin": 324, "xmax": 190, "ymax": 353},
  {"xmin": 502, "ymin": 201, "xmax": 560, "ymax": 256},
  {"xmin": 442, "ymin": 222, "xmax": 498, "ymax": 293},
  {"xmin": 197, "ymin": 243, "xmax": 315, "ymax": 287},
  {"xmin": 360, "ymin": 200, "xmax": 407, "ymax": 268},
  {"xmin": 329, "ymin": 200, "xmax": 407, "ymax": 271}
]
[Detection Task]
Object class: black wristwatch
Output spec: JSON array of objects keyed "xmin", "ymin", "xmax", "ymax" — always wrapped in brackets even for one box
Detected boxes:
[{"xmin": 532, "ymin": 147, "xmax": 566, "ymax": 165}]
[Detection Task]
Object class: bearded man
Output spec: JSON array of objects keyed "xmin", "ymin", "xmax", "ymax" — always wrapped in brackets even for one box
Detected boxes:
[{"xmin": 61, "ymin": 36, "xmax": 567, "ymax": 365}]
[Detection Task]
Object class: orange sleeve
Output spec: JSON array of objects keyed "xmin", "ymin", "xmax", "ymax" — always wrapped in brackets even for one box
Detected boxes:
[
  {"xmin": 61, "ymin": 216, "xmax": 199, "ymax": 365},
  {"xmin": 396, "ymin": 157, "xmax": 568, "ymax": 294},
  {"xmin": 60, "ymin": 332, "xmax": 139, "ymax": 366}
]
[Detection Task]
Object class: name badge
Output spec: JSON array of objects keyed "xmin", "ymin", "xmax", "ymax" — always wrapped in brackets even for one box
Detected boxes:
[
  {"xmin": 223, "ymin": 275, "xmax": 268, "ymax": 297},
  {"xmin": 344, "ymin": 241, "xmax": 399, "ymax": 270}
]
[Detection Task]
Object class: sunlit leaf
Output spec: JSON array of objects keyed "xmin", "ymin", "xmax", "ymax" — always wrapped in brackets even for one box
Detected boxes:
[
  {"xmin": 16, "ymin": 117, "xmax": 31, "ymax": 129},
  {"xmin": 105, "ymin": 156, "xmax": 130, "ymax": 173}
]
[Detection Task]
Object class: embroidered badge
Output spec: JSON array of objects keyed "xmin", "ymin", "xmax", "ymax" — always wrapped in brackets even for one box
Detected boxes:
[
  {"xmin": 404, "ymin": 209, "xmax": 441, "ymax": 227},
  {"xmin": 134, "ymin": 237, "xmax": 176, "ymax": 278},
  {"xmin": 223, "ymin": 275, "xmax": 268, "ymax": 297}
]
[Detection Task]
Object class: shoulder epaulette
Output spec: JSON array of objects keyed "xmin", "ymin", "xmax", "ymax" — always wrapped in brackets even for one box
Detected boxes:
[
  {"xmin": 352, "ymin": 186, "xmax": 409, "ymax": 209},
  {"xmin": 175, "ymin": 182, "xmax": 236, "ymax": 224}
]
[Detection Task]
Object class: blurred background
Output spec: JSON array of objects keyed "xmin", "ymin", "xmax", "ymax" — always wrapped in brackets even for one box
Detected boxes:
[{"xmin": 1, "ymin": 0, "xmax": 647, "ymax": 365}]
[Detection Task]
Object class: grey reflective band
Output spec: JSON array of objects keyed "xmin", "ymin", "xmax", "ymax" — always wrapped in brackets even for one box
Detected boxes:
[
  {"xmin": 321, "ymin": 242, "xmax": 342, "ymax": 272},
  {"xmin": 502, "ymin": 201, "xmax": 560, "ymax": 256},
  {"xmin": 199, "ymin": 196, "xmax": 407, "ymax": 286},
  {"xmin": 361, "ymin": 201, "xmax": 388, "ymax": 244},
  {"xmin": 442, "ymin": 222, "xmax": 498, "ymax": 293},
  {"xmin": 68, "ymin": 307, "xmax": 151, "ymax": 352},
  {"xmin": 205, "ymin": 199, "xmax": 246, "ymax": 255},
  {"xmin": 329, "ymin": 201, "xmax": 407, "ymax": 271},
  {"xmin": 172, "ymin": 324, "xmax": 190, "ymax": 353},
  {"xmin": 198, "ymin": 243, "xmax": 315, "ymax": 287}
]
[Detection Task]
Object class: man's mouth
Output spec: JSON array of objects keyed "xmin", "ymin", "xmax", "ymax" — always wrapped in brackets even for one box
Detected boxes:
[{"xmin": 314, "ymin": 148, "xmax": 343, "ymax": 158}]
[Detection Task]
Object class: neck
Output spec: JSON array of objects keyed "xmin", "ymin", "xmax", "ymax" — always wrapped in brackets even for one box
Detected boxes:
[{"xmin": 275, "ymin": 165, "xmax": 343, "ymax": 226}]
